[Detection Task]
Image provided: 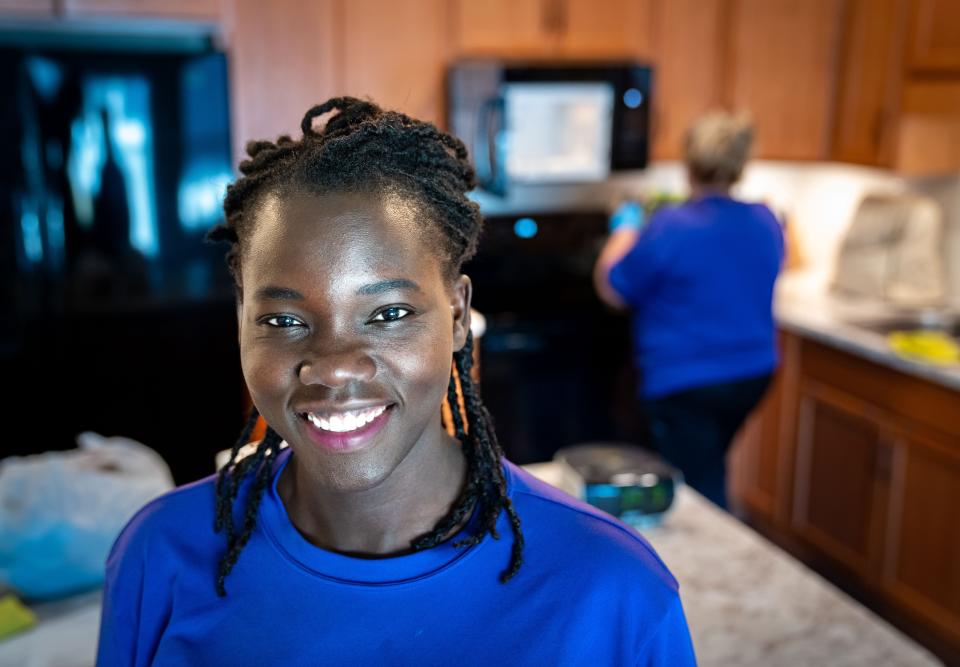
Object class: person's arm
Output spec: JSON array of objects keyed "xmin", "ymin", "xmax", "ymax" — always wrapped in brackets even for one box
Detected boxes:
[
  {"xmin": 594, "ymin": 226, "xmax": 640, "ymax": 310},
  {"xmin": 594, "ymin": 203, "xmax": 667, "ymax": 311}
]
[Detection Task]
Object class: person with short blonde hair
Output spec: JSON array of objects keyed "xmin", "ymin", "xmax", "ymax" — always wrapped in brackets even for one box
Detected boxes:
[
  {"xmin": 594, "ymin": 111, "xmax": 783, "ymax": 510},
  {"xmin": 683, "ymin": 111, "xmax": 754, "ymax": 188}
]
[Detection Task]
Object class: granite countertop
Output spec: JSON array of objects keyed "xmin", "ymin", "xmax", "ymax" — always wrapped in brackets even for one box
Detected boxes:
[
  {"xmin": 774, "ymin": 273, "xmax": 960, "ymax": 392},
  {"xmin": 1, "ymin": 473, "xmax": 944, "ymax": 667},
  {"xmin": 523, "ymin": 461, "xmax": 943, "ymax": 667}
]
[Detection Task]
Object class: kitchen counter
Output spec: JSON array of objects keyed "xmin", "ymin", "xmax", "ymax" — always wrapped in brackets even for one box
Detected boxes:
[
  {"xmin": 524, "ymin": 462, "xmax": 943, "ymax": 667},
  {"xmin": 774, "ymin": 273, "xmax": 960, "ymax": 392},
  {"xmin": 2, "ymin": 459, "xmax": 944, "ymax": 667}
]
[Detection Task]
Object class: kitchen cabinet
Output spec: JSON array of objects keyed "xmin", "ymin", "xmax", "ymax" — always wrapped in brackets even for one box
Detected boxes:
[
  {"xmin": 725, "ymin": 0, "xmax": 845, "ymax": 160},
  {"xmin": 455, "ymin": 0, "xmax": 649, "ymax": 59},
  {"xmin": 729, "ymin": 332, "xmax": 798, "ymax": 525},
  {"xmin": 907, "ymin": 0, "xmax": 960, "ymax": 73},
  {"xmin": 455, "ymin": 0, "xmax": 552, "ymax": 57},
  {"xmin": 731, "ymin": 331, "xmax": 960, "ymax": 662},
  {"xmin": 340, "ymin": 0, "xmax": 452, "ymax": 128},
  {"xmin": 829, "ymin": 0, "xmax": 908, "ymax": 167},
  {"xmin": 558, "ymin": 0, "xmax": 650, "ymax": 59},
  {"xmin": 791, "ymin": 383, "xmax": 889, "ymax": 577},
  {"xmin": 221, "ymin": 0, "xmax": 338, "ymax": 166},
  {"xmin": 647, "ymin": 0, "xmax": 726, "ymax": 160},
  {"xmin": 884, "ymin": 427, "xmax": 960, "ymax": 653},
  {"xmin": 895, "ymin": 79, "xmax": 960, "ymax": 174}
]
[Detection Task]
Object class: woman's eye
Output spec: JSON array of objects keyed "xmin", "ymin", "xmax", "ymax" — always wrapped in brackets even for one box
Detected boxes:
[
  {"xmin": 263, "ymin": 315, "xmax": 304, "ymax": 328},
  {"xmin": 371, "ymin": 306, "xmax": 412, "ymax": 323}
]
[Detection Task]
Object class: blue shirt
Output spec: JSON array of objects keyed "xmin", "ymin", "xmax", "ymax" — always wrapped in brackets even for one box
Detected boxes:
[
  {"xmin": 608, "ymin": 196, "xmax": 783, "ymax": 399},
  {"xmin": 97, "ymin": 447, "xmax": 696, "ymax": 666}
]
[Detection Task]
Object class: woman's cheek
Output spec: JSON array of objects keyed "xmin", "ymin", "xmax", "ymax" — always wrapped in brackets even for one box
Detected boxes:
[{"xmin": 241, "ymin": 342, "xmax": 291, "ymax": 420}]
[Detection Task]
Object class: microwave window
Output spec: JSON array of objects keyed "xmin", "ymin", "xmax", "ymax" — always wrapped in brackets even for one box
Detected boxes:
[{"xmin": 502, "ymin": 82, "xmax": 615, "ymax": 183}]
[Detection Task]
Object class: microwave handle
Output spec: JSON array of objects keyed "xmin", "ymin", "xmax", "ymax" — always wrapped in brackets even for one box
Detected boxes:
[{"xmin": 476, "ymin": 96, "xmax": 506, "ymax": 196}]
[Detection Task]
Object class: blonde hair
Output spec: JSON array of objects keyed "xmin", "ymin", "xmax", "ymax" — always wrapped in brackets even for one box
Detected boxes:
[{"xmin": 683, "ymin": 112, "xmax": 754, "ymax": 186}]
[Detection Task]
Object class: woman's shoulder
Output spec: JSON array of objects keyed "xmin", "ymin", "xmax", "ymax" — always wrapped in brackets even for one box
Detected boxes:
[
  {"xmin": 504, "ymin": 461, "xmax": 679, "ymax": 595},
  {"xmin": 106, "ymin": 470, "xmax": 221, "ymax": 568}
]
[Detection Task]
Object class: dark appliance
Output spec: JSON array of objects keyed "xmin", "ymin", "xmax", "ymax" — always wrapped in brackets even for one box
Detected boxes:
[
  {"xmin": 0, "ymin": 30, "xmax": 242, "ymax": 483},
  {"xmin": 465, "ymin": 211, "xmax": 642, "ymax": 464},
  {"xmin": 448, "ymin": 60, "xmax": 652, "ymax": 194}
]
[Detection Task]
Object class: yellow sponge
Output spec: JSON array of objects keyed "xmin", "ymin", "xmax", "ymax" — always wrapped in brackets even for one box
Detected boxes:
[
  {"xmin": 0, "ymin": 594, "xmax": 37, "ymax": 640},
  {"xmin": 888, "ymin": 330, "xmax": 960, "ymax": 366}
]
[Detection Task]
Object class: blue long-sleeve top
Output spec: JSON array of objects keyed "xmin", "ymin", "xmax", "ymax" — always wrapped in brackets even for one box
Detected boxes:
[
  {"xmin": 97, "ymin": 447, "xmax": 697, "ymax": 666},
  {"xmin": 609, "ymin": 196, "xmax": 784, "ymax": 399}
]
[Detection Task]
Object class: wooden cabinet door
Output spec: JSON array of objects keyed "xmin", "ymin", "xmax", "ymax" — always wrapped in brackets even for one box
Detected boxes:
[
  {"xmin": 340, "ymin": 0, "xmax": 452, "ymax": 128},
  {"xmin": 829, "ymin": 0, "xmax": 908, "ymax": 167},
  {"xmin": 222, "ymin": 0, "xmax": 338, "ymax": 166},
  {"xmin": 883, "ymin": 427, "xmax": 960, "ymax": 650},
  {"xmin": 895, "ymin": 79, "xmax": 960, "ymax": 175},
  {"xmin": 729, "ymin": 331, "xmax": 800, "ymax": 526},
  {"xmin": 907, "ymin": 0, "xmax": 960, "ymax": 72},
  {"xmin": 648, "ymin": 0, "xmax": 726, "ymax": 160},
  {"xmin": 559, "ymin": 0, "xmax": 651, "ymax": 59},
  {"xmin": 791, "ymin": 383, "xmax": 889, "ymax": 577},
  {"xmin": 726, "ymin": 0, "xmax": 845, "ymax": 160},
  {"xmin": 455, "ymin": 0, "xmax": 559, "ymax": 57}
]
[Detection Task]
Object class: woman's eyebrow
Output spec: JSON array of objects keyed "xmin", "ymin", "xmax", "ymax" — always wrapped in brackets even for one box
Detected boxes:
[
  {"xmin": 254, "ymin": 286, "xmax": 304, "ymax": 301},
  {"xmin": 357, "ymin": 279, "xmax": 422, "ymax": 295}
]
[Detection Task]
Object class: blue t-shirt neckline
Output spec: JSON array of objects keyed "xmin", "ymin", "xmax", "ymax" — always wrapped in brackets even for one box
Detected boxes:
[{"xmin": 258, "ymin": 446, "xmax": 497, "ymax": 586}]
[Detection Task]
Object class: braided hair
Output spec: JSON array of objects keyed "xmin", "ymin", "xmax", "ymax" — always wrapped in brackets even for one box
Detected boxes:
[{"xmin": 207, "ymin": 97, "xmax": 523, "ymax": 597}]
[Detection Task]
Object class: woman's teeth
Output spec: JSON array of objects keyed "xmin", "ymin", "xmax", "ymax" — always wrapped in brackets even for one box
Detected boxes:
[{"xmin": 305, "ymin": 406, "xmax": 387, "ymax": 433}]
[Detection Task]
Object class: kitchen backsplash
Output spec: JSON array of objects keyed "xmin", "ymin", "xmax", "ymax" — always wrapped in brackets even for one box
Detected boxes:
[{"xmin": 472, "ymin": 162, "xmax": 960, "ymax": 309}]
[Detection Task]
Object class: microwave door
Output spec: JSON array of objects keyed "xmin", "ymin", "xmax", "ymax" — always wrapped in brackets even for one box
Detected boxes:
[{"xmin": 475, "ymin": 95, "xmax": 507, "ymax": 196}]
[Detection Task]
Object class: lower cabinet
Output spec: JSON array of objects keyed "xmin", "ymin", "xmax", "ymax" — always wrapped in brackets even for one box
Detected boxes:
[
  {"xmin": 730, "ymin": 330, "xmax": 960, "ymax": 661},
  {"xmin": 791, "ymin": 384, "xmax": 889, "ymax": 578}
]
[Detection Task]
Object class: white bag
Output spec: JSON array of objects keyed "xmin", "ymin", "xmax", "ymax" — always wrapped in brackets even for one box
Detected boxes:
[{"xmin": 0, "ymin": 432, "xmax": 174, "ymax": 600}]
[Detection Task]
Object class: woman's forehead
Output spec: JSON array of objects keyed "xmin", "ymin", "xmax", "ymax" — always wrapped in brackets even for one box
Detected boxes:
[{"xmin": 243, "ymin": 190, "xmax": 445, "ymax": 288}]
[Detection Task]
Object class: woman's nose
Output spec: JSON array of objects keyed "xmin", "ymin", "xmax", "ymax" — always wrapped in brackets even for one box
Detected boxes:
[{"xmin": 297, "ymin": 343, "xmax": 376, "ymax": 388}]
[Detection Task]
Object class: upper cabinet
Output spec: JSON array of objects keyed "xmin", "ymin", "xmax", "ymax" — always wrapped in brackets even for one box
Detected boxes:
[
  {"xmin": 648, "ymin": 0, "xmax": 726, "ymax": 160},
  {"xmin": 455, "ymin": 0, "xmax": 650, "ymax": 59},
  {"xmin": 829, "ymin": 0, "xmax": 908, "ymax": 167},
  {"xmin": 907, "ymin": 0, "xmax": 960, "ymax": 72},
  {"xmin": 559, "ymin": 0, "xmax": 650, "ymax": 59},
  {"xmin": 340, "ymin": 0, "xmax": 452, "ymax": 128},
  {"xmin": 456, "ymin": 0, "xmax": 553, "ymax": 57},
  {"xmin": 724, "ymin": 0, "xmax": 845, "ymax": 161}
]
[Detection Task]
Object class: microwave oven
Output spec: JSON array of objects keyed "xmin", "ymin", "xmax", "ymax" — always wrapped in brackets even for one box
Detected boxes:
[{"xmin": 447, "ymin": 60, "xmax": 652, "ymax": 194}]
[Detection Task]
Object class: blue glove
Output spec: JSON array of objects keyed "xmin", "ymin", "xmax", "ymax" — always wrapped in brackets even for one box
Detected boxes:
[{"xmin": 609, "ymin": 201, "xmax": 644, "ymax": 233}]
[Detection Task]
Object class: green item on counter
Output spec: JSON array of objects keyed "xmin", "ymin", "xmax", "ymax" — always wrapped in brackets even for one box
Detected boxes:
[{"xmin": 0, "ymin": 593, "xmax": 37, "ymax": 640}]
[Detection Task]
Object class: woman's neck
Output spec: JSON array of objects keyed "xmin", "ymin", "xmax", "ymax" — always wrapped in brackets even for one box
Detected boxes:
[
  {"xmin": 277, "ymin": 426, "xmax": 468, "ymax": 556},
  {"xmin": 690, "ymin": 182, "xmax": 733, "ymax": 200}
]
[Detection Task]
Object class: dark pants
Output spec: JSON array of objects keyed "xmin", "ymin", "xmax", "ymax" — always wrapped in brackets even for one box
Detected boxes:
[{"xmin": 642, "ymin": 373, "xmax": 773, "ymax": 510}]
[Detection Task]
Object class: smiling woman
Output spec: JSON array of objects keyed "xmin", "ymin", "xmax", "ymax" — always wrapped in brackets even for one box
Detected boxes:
[{"xmin": 95, "ymin": 98, "xmax": 696, "ymax": 666}]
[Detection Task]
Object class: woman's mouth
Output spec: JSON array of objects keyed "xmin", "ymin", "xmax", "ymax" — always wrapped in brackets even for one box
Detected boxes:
[{"xmin": 296, "ymin": 404, "xmax": 394, "ymax": 452}]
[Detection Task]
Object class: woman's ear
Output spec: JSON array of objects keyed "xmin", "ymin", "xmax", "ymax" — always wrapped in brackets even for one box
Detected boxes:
[{"xmin": 450, "ymin": 274, "xmax": 472, "ymax": 352}]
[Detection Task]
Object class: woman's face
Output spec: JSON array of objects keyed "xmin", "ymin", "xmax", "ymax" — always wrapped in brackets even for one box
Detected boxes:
[{"xmin": 237, "ymin": 190, "xmax": 471, "ymax": 493}]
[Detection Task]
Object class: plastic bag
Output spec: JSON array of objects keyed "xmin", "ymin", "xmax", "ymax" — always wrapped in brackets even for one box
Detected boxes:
[{"xmin": 0, "ymin": 432, "xmax": 174, "ymax": 601}]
